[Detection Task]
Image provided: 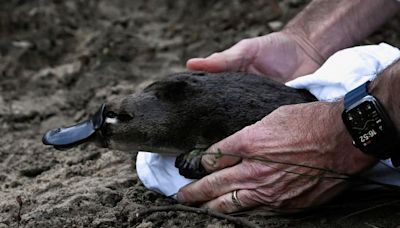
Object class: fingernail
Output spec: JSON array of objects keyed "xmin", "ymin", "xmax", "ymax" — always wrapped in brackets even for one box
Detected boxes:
[
  {"xmin": 177, "ymin": 192, "xmax": 186, "ymax": 203},
  {"xmin": 201, "ymin": 154, "xmax": 217, "ymax": 172}
]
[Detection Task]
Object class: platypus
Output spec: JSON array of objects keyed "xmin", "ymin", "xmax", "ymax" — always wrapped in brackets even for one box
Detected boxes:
[{"xmin": 43, "ymin": 72, "xmax": 317, "ymax": 178}]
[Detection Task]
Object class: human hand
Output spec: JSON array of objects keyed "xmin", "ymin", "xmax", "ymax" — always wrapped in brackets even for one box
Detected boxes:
[
  {"xmin": 177, "ymin": 102, "xmax": 376, "ymax": 213},
  {"xmin": 187, "ymin": 31, "xmax": 324, "ymax": 83}
]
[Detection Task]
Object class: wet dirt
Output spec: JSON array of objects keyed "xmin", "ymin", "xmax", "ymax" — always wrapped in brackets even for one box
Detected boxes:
[{"xmin": 1, "ymin": 0, "xmax": 400, "ymax": 227}]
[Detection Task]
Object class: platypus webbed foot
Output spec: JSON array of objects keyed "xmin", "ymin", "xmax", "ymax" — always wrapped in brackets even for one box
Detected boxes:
[{"xmin": 175, "ymin": 149, "xmax": 208, "ymax": 179}]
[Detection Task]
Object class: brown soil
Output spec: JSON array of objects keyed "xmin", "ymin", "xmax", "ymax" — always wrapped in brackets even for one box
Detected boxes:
[{"xmin": 1, "ymin": 0, "xmax": 399, "ymax": 227}]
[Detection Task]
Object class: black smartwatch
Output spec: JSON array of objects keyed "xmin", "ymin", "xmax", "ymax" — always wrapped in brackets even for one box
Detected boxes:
[{"xmin": 342, "ymin": 81, "xmax": 399, "ymax": 165}]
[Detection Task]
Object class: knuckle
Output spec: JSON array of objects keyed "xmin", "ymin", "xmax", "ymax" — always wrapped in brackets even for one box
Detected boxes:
[
  {"xmin": 235, "ymin": 39, "xmax": 255, "ymax": 56},
  {"xmin": 218, "ymin": 196, "xmax": 235, "ymax": 213},
  {"xmin": 275, "ymin": 105, "xmax": 290, "ymax": 112},
  {"xmin": 258, "ymin": 115, "xmax": 271, "ymax": 128},
  {"xmin": 209, "ymin": 52, "xmax": 221, "ymax": 58},
  {"xmin": 177, "ymin": 188, "xmax": 190, "ymax": 202},
  {"xmin": 238, "ymin": 125, "xmax": 255, "ymax": 152},
  {"xmin": 201, "ymin": 176, "xmax": 219, "ymax": 199},
  {"xmin": 236, "ymin": 38, "xmax": 251, "ymax": 47},
  {"xmin": 244, "ymin": 162, "xmax": 270, "ymax": 182}
]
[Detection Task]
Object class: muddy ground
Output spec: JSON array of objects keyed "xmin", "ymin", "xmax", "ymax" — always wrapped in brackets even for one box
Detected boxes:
[{"xmin": 0, "ymin": 0, "xmax": 399, "ymax": 227}]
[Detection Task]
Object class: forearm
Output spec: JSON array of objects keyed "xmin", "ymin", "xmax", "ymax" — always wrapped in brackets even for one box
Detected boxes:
[
  {"xmin": 370, "ymin": 60, "xmax": 400, "ymax": 134},
  {"xmin": 284, "ymin": 0, "xmax": 400, "ymax": 63}
]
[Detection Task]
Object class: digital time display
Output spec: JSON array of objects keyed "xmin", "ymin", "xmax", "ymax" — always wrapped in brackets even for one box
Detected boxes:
[
  {"xmin": 343, "ymin": 90, "xmax": 397, "ymax": 160},
  {"xmin": 343, "ymin": 99, "xmax": 386, "ymax": 150}
]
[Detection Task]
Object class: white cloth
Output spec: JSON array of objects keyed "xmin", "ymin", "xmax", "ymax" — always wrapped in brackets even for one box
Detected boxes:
[
  {"xmin": 286, "ymin": 43, "xmax": 400, "ymax": 101},
  {"xmin": 137, "ymin": 43, "xmax": 400, "ymax": 197},
  {"xmin": 136, "ymin": 152, "xmax": 193, "ymax": 198}
]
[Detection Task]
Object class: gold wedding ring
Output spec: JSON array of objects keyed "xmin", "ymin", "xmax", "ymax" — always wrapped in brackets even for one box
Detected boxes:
[{"xmin": 231, "ymin": 190, "xmax": 243, "ymax": 208}]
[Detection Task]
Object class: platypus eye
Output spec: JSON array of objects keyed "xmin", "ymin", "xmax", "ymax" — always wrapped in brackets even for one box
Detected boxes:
[
  {"xmin": 106, "ymin": 111, "xmax": 133, "ymax": 122},
  {"xmin": 117, "ymin": 113, "xmax": 134, "ymax": 122},
  {"xmin": 106, "ymin": 111, "xmax": 117, "ymax": 118}
]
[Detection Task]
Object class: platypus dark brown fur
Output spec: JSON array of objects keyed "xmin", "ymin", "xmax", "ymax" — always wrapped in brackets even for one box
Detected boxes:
[{"xmin": 43, "ymin": 71, "xmax": 317, "ymax": 178}]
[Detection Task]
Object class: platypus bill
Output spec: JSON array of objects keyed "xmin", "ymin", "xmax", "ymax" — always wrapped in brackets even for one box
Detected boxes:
[{"xmin": 42, "ymin": 72, "xmax": 317, "ymax": 179}]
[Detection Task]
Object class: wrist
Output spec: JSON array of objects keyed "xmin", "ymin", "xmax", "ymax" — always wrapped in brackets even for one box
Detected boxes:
[
  {"xmin": 284, "ymin": 0, "xmax": 400, "ymax": 64},
  {"xmin": 369, "ymin": 60, "xmax": 400, "ymax": 135},
  {"xmin": 278, "ymin": 29, "xmax": 323, "ymax": 80},
  {"xmin": 281, "ymin": 28, "xmax": 325, "ymax": 66},
  {"xmin": 320, "ymin": 101, "xmax": 377, "ymax": 173},
  {"xmin": 283, "ymin": 0, "xmax": 357, "ymax": 61},
  {"xmin": 341, "ymin": 62, "xmax": 400, "ymax": 165},
  {"xmin": 332, "ymin": 100, "xmax": 378, "ymax": 174}
]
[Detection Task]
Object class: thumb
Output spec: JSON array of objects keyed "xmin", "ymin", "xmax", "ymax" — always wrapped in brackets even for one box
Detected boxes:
[
  {"xmin": 187, "ymin": 38, "xmax": 260, "ymax": 73},
  {"xmin": 201, "ymin": 125, "xmax": 253, "ymax": 173},
  {"xmin": 186, "ymin": 52, "xmax": 232, "ymax": 72}
]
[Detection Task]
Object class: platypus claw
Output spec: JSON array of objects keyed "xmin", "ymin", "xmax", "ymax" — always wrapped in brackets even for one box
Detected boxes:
[
  {"xmin": 42, "ymin": 104, "xmax": 107, "ymax": 150},
  {"xmin": 175, "ymin": 149, "xmax": 208, "ymax": 179}
]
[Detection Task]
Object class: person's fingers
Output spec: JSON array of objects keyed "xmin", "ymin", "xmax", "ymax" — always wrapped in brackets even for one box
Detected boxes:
[
  {"xmin": 201, "ymin": 189, "xmax": 260, "ymax": 213},
  {"xmin": 178, "ymin": 160, "xmax": 275, "ymax": 204},
  {"xmin": 177, "ymin": 162, "xmax": 253, "ymax": 204},
  {"xmin": 201, "ymin": 150, "xmax": 241, "ymax": 174},
  {"xmin": 186, "ymin": 52, "xmax": 231, "ymax": 72},
  {"xmin": 201, "ymin": 125, "xmax": 253, "ymax": 173}
]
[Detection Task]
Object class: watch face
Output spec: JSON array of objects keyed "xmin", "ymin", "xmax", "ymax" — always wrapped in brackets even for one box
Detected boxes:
[{"xmin": 343, "ymin": 98, "xmax": 388, "ymax": 150}]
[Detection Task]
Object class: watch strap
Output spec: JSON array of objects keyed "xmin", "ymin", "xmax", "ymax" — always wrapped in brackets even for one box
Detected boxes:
[{"xmin": 344, "ymin": 81, "xmax": 370, "ymax": 109}]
